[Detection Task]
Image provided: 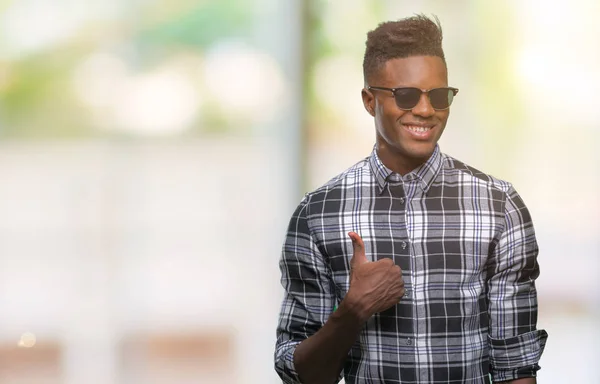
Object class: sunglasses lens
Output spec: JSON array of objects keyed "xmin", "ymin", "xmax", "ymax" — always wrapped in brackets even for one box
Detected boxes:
[
  {"xmin": 394, "ymin": 88, "xmax": 422, "ymax": 109},
  {"xmin": 429, "ymin": 88, "xmax": 454, "ymax": 109}
]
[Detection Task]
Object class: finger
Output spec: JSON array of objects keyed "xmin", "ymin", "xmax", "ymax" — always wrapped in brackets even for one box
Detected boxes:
[
  {"xmin": 398, "ymin": 288, "xmax": 406, "ymax": 302},
  {"xmin": 348, "ymin": 232, "xmax": 368, "ymax": 266}
]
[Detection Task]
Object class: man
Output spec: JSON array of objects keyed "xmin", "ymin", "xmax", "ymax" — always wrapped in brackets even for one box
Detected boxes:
[{"xmin": 275, "ymin": 15, "xmax": 547, "ymax": 384}]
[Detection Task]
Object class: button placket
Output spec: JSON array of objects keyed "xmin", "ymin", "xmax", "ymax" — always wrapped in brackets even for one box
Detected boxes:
[{"xmin": 384, "ymin": 180, "xmax": 415, "ymax": 347}]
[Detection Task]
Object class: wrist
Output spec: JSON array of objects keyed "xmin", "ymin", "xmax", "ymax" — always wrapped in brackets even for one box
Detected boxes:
[{"xmin": 338, "ymin": 292, "xmax": 371, "ymax": 323}]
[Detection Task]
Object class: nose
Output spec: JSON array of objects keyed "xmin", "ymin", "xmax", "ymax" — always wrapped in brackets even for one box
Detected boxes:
[{"xmin": 411, "ymin": 92, "xmax": 435, "ymax": 117}]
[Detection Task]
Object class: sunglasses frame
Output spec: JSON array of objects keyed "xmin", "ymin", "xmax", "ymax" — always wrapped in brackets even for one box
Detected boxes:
[{"xmin": 367, "ymin": 86, "xmax": 459, "ymax": 111}]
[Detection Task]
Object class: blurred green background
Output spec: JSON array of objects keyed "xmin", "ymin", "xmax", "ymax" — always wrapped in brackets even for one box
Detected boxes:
[{"xmin": 0, "ymin": 0, "xmax": 598, "ymax": 383}]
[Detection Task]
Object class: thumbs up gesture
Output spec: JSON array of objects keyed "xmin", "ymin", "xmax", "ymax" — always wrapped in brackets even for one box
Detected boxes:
[{"xmin": 345, "ymin": 232, "xmax": 405, "ymax": 322}]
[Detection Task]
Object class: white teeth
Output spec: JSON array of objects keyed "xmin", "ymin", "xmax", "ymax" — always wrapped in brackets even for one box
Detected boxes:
[{"xmin": 407, "ymin": 125, "xmax": 430, "ymax": 133}]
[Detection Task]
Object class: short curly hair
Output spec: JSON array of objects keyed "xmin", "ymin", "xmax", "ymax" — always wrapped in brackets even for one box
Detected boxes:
[{"xmin": 363, "ymin": 14, "xmax": 445, "ymax": 84}]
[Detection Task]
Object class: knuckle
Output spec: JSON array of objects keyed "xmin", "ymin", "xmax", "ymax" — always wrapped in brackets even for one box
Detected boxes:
[{"xmin": 382, "ymin": 258, "xmax": 394, "ymax": 266}]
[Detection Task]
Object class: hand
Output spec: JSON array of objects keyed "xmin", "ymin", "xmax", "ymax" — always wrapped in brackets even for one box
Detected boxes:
[{"xmin": 344, "ymin": 232, "xmax": 405, "ymax": 322}]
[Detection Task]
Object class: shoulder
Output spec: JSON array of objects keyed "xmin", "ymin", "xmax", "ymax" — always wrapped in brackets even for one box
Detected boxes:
[
  {"xmin": 300, "ymin": 156, "xmax": 372, "ymax": 212},
  {"xmin": 440, "ymin": 153, "xmax": 533, "ymax": 218},
  {"xmin": 440, "ymin": 153, "xmax": 513, "ymax": 194}
]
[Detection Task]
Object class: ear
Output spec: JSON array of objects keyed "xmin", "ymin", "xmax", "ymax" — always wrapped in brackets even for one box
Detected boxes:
[{"xmin": 361, "ymin": 88, "xmax": 375, "ymax": 117}]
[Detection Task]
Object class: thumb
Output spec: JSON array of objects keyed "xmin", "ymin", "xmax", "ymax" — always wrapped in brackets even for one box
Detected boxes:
[{"xmin": 348, "ymin": 232, "xmax": 367, "ymax": 266}]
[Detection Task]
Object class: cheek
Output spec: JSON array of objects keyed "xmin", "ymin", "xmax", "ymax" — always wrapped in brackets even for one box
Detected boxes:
[
  {"xmin": 376, "ymin": 114, "xmax": 400, "ymax": 137},
  {"xmin": 375, "ymin": 102, "xmax": 408, "ymax": 136},
  {"xmin": 383, "ymin": 110, "xmax": 408, "ymax": 131},
  {"xmin": 436, "ymin": 110, "xmax": 450, "ymax": 123}
]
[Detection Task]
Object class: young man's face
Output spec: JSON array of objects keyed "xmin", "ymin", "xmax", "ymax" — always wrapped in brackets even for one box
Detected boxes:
[{"xmin": 362, "ymin": 55, "xmax": 451, "ymax": 174}]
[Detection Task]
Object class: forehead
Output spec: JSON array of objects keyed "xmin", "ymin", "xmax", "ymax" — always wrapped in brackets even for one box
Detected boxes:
[{"xmin": 374, "ymin": 55, "xmax": 448, "ymax": 88}]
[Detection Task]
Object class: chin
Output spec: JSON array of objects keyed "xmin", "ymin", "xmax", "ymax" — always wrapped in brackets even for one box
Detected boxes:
[{"xmin": 403, "ymin": 143, "xmax": 436, "ymax": 158}]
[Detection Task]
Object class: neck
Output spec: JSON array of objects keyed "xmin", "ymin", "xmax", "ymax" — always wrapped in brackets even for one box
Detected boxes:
[{"xmin": 376, "ymin": 143, "xmax": 430, "ymax": 176}]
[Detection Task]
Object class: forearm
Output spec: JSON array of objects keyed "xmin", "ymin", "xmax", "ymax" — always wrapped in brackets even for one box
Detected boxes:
[{"xmin": 294, "ymin": 298, "xmax": 366, "ymax": 384}]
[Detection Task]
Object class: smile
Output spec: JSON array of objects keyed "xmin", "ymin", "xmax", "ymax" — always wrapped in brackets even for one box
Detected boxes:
[
  {"xmin": 402, "ymin": 123, "xmax": 436, "ymax": 139},
  {"xmin": 405, "ymin": 125, "xmax": 432, "ymax": 133}
]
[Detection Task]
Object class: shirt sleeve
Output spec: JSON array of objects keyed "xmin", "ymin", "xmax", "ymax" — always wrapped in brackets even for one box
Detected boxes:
[
  {"xmin": 274, "ymin": 196, "xmax": 339, "ymax": 384},
  {"xmin": 487, "ymin": 185, "xmax": 548, "ymax": 382}
]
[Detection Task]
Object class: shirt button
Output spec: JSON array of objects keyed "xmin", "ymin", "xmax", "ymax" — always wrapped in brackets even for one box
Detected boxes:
[
  {"xmin": 404, "ymin": 290, "xmax": 411, "ymax": 298},
  {"xmin": 399, "ymin": 197, "xmax": 405, "ymax": 204},
  {"xmin": 406, "ymin": 338, "xmax": 412, "ymax": 345},
  {"xmin": 401, "ymin": 241, "xmax": 407, "ymax": 249}
]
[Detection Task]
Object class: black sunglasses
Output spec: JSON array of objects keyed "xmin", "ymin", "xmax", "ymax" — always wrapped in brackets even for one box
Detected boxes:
[{"xmin": 367, "ymin": 86, "xmax": 459, "ymax": 110}]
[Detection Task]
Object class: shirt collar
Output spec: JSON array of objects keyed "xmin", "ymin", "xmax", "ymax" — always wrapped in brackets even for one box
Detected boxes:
[
  {"xmin": 368, "ymin": 144, "xmax": 443, "ymax": 195},
  {"xmin": 368, "ymin": 145, "xmax": 393, "ymax": 194}
]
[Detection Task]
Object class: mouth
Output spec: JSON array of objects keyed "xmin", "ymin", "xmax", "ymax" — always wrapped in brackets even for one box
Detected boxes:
[{"xmin": 402, "ymin": 123, "xmax": 436, "ymax": 139}]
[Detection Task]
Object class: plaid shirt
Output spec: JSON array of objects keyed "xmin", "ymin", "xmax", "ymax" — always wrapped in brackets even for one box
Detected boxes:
[{"xmin": 275, "ymin": 145, "xmax": 547, "ymax": 384}]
